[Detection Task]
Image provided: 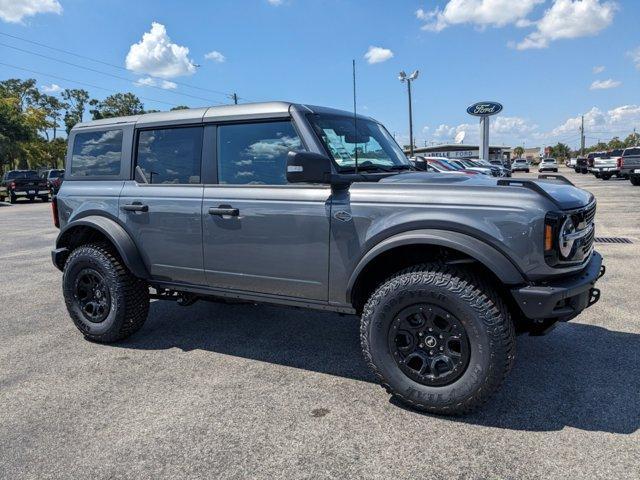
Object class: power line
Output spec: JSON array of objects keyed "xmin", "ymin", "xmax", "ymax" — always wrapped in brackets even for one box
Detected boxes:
[
  {"xmin": 0, "ymin": 30, "xmax": 244, "ymax": 100},
  {"xmin": 0, "ymin": 61, "xmax": 183, "ymax": 108},
  {"xmin": 0, "ymin": 41, "xmax": 228, "ymax": 105}
]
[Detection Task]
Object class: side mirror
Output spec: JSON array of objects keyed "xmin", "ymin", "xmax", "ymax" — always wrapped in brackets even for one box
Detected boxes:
[{"xmin": 286, "ymin": 151, "xmax": 332, "ymax": 184}]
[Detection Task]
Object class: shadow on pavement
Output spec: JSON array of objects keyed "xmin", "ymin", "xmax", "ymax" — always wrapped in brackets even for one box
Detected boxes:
[{"xmin": 119, "ymin": 300, "xmax": 639, "ymax": 434}]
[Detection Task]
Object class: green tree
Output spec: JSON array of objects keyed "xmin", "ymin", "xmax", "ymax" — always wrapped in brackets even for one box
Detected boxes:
[
  {"xmin": 513, "ymin": 146, "xmax": 524, "ymax": 158},
  {"xmin": 549, "ymin": 142, "xmax": 571, "ymax": 161},
  {"xmin": 0, "ymin": 97, "xmax": 34, "ymax": 174},
  {"xmin": 170, "ymin": 105, "xmax": 189, "ymax": 111},
  {"xmin": 624, "ymin": 131, "xmax": 639, "ymax": 147},
  {"xmin": 89, "ymin": 92, "xmax": 145, "ymax": 120},
  {"xmin": 0, "ymin": 78, "xmax": 38, "ymax": 111},
  {"xmin": 61, "ymin": 88, "xmax": 90, "ymax": 134},
  {"xmin": 37, "ymin": 94, "xmax": 66, "ymax": 140}
]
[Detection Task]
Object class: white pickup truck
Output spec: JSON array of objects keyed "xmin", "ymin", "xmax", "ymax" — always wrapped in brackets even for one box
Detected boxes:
[{"xmin": 589, "ymin": 150, "xmax": 619, "ymax": 180}]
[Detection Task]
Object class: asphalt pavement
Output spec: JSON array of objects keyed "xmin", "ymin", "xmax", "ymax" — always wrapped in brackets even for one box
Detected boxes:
[{"xmin": 1, "ymin": 169, "xmax": 638, "ymax": 479}]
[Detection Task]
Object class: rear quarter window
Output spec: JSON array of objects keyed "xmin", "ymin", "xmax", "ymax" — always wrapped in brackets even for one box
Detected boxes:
[
  {"xmin": 70, "ymin": 129, "xmax": 123, "ymax": 177},
  {"xmin": 624, "ymin": 148, "xmax": 640, "ymax": 156}
]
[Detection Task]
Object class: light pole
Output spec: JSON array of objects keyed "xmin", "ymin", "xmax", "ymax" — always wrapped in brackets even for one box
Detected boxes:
[{"xmin": 399, "ymin": 70, "xmax": 419, "ymax": 157}]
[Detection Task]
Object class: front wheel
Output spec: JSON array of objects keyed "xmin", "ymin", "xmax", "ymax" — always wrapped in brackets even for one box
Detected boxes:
[
  {"xmin": 63, "ymin": 243, "xmax": 149, "ymax": 343},
  {"xmin": 601, "ymin": 174, "xmax": 611, "ymax": 180},
  {"xmin": 360, "ymin": 264, "xmax": 515, "ymax": 415}
]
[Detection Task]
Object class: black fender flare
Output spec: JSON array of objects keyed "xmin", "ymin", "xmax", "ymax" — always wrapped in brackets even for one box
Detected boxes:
[
  {"xmin": 346, "ymin": 229, "xmax": 526, "ymax": 302},
  {"xmin": 54, "ymin": 215, "xmax": 149, "ymax": 279}
]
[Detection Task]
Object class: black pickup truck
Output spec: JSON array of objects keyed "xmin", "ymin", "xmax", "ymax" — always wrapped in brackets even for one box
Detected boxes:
[
  {"xmin": 0, "ymin": 170, "xmax": 49, "ymax": 203},
  {"xmin": 618, "ymin": 147, "xmax": 640, "ymax": 185}
]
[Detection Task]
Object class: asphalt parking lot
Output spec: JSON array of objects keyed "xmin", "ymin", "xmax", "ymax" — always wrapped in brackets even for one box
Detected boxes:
[{"xmin": 1, "ymin": 169, "xmax": 639, "ymax": 479}]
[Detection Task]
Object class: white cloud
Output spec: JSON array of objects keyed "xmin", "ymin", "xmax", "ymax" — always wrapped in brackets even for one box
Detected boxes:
[
  {"xmin": 590, "ymin": 78, "xmax": 621, "ymax": 90},
  {"xmin": 134, "ymin": 76, "xmax": 177, "ymax": 90},
  {"xmin": 267, "ymin": 0, "xmax": 283, "ymax": 5},
  {"xmin": 41, "ymin": 83, "xmax": 61, "ymax": 93},
  {"xmin": 364, "ymin": 46, "xmax": 394, "ymax": 64},
  {"xmin": 416, "ymin": 0, "xmax": 543, "ymax": 32},
  {"xmin": 204, "ymin": 50, "xmax": 226, "ymax": 63},
  {"xmin": 0, "ymin": 0, "xmax": 61, "ymax": 23},
  {"xmin": 550, "ymin": 105, "xmax": 640, "ymax": 137},
  {"xmin": 593, "ymin": 65, "xmax": 605, "ymax": 73},
  {"xmin": 515, "ymin": 0, "xmax": 617, "ymax": 50},
  {"xmin": 628, "ymin": 46, "xmax": 640, "ymax": 70},
  {"xmin": 126, "ymin": 22, "xmax": 197, "ymax": 79}
]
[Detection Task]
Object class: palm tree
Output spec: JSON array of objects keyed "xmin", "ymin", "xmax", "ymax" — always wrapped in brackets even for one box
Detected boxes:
[{"xmin": 513, "ymin": 146, "xmax": 524, "ymax": 158}]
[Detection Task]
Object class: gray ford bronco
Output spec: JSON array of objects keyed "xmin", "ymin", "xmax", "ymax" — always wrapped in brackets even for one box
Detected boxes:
[{"xmin": 52, "ymin": 102, "xmax": 605, "ymax": 414}]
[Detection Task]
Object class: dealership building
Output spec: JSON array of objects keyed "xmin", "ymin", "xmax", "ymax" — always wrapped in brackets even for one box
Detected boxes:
[{"xmin": 408, "ymin": 144, "xmax": 512, "ymax": 163}]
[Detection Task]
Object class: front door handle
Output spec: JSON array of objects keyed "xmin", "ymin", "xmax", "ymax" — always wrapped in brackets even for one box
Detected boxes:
[
  {"xmin": 122, "ymin": 203, "xmax": 149, "ymax": 212},
  {"xmin": 208, "ymin": 205, "xmax": 239, "ymax": 217}
]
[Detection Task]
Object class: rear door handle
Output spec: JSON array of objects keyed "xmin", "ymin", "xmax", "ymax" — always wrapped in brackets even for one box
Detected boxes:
[
  {"xmin": 208, "ymin": 205, "xmax": 239, "ymax": 217},
  {"xmin": 122, "ymin": 203, "xmax": 149, "ymax": 212}
]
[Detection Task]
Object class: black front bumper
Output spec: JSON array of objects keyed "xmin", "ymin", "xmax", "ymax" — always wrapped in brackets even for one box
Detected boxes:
[{"xmin": 511, "ymin": 251, "xmax": 604, "ymax": 321}]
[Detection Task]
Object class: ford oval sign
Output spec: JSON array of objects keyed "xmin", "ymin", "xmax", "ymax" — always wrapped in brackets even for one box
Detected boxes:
[{"xmin": 467, "ymin": 102, "xmax": 503, "ymax": 117}]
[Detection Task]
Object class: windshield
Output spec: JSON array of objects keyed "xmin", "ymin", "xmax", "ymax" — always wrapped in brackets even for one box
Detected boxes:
[
  {"xmin": 436, "ymin": 159, "xmax": 462, "ymax": 171},
  {"xmin": 309, "ymin": 114, "xmax": 411, "ymax": 172},
  {"xmin": 6, "ymin": 170, "xmax": 38, "ymax": 180}
]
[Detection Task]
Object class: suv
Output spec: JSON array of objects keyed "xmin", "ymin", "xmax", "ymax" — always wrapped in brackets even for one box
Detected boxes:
[
  {"xmin": 539, "ymin": 158, "xmax": 559, "ymax": 172},
  {"xmin": 0, "ymin": 170, "xmax": 49, "ymax": 203},
  {"xmin": 618, "ymin": 147, "xmax": 640, "ymax": 184},
  {"xmin": 51, "ymin": 102, "xmax": 605, "ymax": 415},
  {"xmin": 511, "ymin": 158, "xmax": 530, "ymax": 172}
]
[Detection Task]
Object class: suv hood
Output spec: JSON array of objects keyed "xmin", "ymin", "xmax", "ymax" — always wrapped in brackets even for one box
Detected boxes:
[{"xmin": 379, "ymin": 172, "xmax": 593, "ymax": 210}]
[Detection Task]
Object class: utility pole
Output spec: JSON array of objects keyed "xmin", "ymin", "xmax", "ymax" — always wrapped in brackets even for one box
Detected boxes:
[
  {"xmin": 231, "ymin": 93, "xmax": 238, "ymax": 105},
  {"xmin": 580, "ymin": 115, "xmax": 585, "ymax": 155}
]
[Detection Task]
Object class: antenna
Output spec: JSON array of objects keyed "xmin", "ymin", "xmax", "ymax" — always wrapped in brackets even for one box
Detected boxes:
[{"xmin": 352, "ymin": 59, "xmax": 358, "ymax": 174}]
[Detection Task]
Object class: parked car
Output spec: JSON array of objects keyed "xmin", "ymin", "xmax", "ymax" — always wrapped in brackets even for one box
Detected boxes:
[
  {"xmin": 575, "ymin": 156, "xmax": 588, "ymax": 174},
  {"xmin": 618, "ymin": 147, "xmax": 640, "ymax": 183},
  {"xmin": 51, "ymin": 102, "xmax": 605, "ymax": 415},
  {"xmin": 539, "ymin": 158, "xmax": 558, "ymax": 172},
  {"xmin": 567, "ymin": 158, "xmax": 577, "ymax": 168},
  {"xmin": 42, "ymin": 169, "xmax": 65, "ymax": 195},
  {"xmin": 486, "ymin": 159, "xmax": 512, "ymax": 177},
  {"xmin": 0, "ymin": 170, "xmax": 49, "ymax": 203},
  {"xmin": 449, "ymin": 159, "xmax": 492, "ymax": 175},
  {"xmin": 589, "ymin": 151, "xmax": 617, "ymax": 180},
  {"xmin": 412, "ymin": 156, "xmax": 480, "ymax": 176},
  {"xmin": 511, "ymin": 158, "xmax": 530, "ymax": 172}
]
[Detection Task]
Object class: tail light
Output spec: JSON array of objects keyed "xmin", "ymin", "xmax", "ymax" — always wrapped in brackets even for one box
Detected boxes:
[
  {"xmin": 10, "ymin": 181, "xmax": 15, "ymax": 190},
  {"xmin": 51, "ymin": 196, "xmax": 60, "ymax": 228},
  {"xmin": 618, "ymin": 157, "xmax": 624, "ymax": 169}
]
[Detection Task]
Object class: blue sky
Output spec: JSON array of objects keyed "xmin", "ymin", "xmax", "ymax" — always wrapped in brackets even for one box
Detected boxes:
[{"xmin": 1, "ymin": 0, "xmax": 638, "ymax": 149}]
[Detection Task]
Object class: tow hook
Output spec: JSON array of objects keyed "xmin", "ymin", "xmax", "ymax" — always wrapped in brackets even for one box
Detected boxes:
[
  {"xmin": 587, "ymin": 288, "xmax": 601, "ymax": 308},
  {"xmin": 598, "ymin": 264, "xmax": 606, "ymax": 279}
]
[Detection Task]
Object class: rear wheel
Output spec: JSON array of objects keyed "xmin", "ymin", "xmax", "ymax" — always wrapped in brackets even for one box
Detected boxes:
[
  {"xmin": 9, "ymin": 192, "xmax": 16, "ymax": 204},
  {"xmin": 40, "ymin": 194, "xmax": 49, "ymax": 202},
  {"xmin": 631, "ymin": 176, "xmax": 640, "ymax": 186},
  {"xmin": 360, "ymin": 264, "xmax": 515, "ymax": 415},
  {"xmin": 63, "ymin": 243, "xmax": 149, "ymax": 342},
  {"xmin": 601, "ymin": 174, "xmax": 611, "ymax": 180}
]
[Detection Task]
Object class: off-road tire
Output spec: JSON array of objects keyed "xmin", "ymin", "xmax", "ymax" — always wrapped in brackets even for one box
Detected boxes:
[
  {"xmin": 63, "ymin": 243, "xmax": 149, "ymax": 343},
  {"xmin": 601, "ymin": 174, "xmax": 611, "ymax": 180},
  {"xmin": 630, "ymin": 175, "xmax": 640, "ymax": 186},
  {"xmin": 360, "ymin": 263, "xmax": 515, "ymax": 415}
]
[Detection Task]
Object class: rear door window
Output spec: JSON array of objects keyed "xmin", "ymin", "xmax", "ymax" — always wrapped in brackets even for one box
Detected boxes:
[
  {"xmin": 135, "ymin": 127, "xmax": 203, "ymax": 184},
  {"xmin": 71, "ymin": 130, "xmax": 123, "ymax": 177}
]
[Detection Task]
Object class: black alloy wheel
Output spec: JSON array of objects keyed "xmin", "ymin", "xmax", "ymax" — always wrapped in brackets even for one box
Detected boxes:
[
  {"xmin": 73, "ymin": 268, "xmax": 111, "ymax": 323},
  {"xmin": 389, "ymin": 304, "xmax": 470, "ymax": 386}
]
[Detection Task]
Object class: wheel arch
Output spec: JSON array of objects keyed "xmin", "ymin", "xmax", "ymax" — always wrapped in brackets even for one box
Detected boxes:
[
  {"xmin": 54, "ymin": 215, "xmax": 149, "ymax": 279},
  {"xmin": 347, "ymin": 229, "xmax": 525, "ymax": 312}
]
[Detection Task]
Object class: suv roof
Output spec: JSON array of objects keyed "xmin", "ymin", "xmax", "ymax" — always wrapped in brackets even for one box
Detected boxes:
[{"xmin": 73, "ymin": 102, "xmax": 373, "ymax": 130}]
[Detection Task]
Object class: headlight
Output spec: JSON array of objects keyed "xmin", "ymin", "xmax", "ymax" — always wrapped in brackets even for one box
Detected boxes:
[{"xmin": 558, "ymin": 217, "xmax": 576, "ymax": 259}]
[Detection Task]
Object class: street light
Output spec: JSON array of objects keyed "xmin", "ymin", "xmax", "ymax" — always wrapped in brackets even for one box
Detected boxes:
[{"xmin": 399, "ymin": 70, "xmax": 419, "ymax": 157}]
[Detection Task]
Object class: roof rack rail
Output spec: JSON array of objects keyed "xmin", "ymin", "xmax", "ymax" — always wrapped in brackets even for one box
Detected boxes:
[
  {"xmin": 537, "ymin": 174, "xmax": 574, "ymax": 186},
  {"xmin": 496, "ymin": 178, "xmax": 562, "ymax": 208}
]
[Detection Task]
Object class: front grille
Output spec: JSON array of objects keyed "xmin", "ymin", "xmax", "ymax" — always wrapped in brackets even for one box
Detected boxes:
[
  {"xmin": 583, "ymin": 202, "xmax": 596, "ymax": 225},
  {"xmin": 577, "ymin": 202, "xmax": 596, "ymax": 260}
]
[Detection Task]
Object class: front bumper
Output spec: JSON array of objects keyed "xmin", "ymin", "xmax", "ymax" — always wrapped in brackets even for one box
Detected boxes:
[{"xmin": 511, "ymin": 251, "xmax": 604, "ymax": 321}]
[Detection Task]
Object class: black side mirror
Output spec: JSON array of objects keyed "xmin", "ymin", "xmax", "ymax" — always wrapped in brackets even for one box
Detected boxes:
[{"xmin": 286, "ymin": 151, "xmax": 333, "ymax": 184}]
